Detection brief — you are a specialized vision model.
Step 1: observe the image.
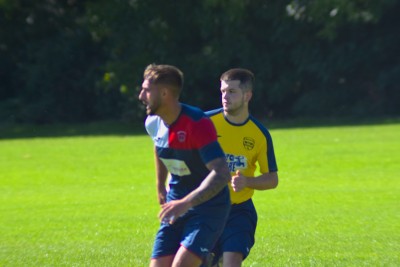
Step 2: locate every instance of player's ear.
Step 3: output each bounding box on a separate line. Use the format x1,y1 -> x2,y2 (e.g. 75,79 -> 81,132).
160,86 -> 168,97
245,91 -> 253,102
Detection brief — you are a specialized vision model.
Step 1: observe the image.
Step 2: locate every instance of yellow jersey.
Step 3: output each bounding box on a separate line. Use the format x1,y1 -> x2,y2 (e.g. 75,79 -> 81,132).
206,108 -> 278,204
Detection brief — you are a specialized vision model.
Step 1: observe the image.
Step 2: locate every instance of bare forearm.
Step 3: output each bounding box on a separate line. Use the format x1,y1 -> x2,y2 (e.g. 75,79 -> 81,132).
156,167 -> 168,187
183,158 -> 230,207
246,172 -> 278,190
154,147 -> 168,186
156,157 -> 230,224
154,147 -> 168,204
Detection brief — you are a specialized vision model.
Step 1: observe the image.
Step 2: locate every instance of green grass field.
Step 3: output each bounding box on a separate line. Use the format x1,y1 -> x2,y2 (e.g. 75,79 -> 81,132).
1,121 -> 399,266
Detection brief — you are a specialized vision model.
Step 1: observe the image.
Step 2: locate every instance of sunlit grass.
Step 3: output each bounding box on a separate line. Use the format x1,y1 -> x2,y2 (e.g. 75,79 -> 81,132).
1,122 -> 399,266
251,124 -> 400,266
1,135 -> 158,266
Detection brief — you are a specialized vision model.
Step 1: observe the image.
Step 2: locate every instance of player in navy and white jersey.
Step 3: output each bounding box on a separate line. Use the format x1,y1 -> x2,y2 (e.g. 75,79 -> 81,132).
138,64 -> 231,267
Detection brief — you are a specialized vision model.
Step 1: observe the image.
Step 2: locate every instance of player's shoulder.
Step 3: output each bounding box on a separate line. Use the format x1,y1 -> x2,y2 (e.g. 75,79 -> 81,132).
205,108 -> 224,118
181,103 -> 208,121
145,115 -> 161,127
248,115 -> 272,137
145,115 -> 162,135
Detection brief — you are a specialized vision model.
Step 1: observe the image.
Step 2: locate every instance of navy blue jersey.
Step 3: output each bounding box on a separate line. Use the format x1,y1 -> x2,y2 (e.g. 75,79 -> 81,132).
145,104 -> 228,205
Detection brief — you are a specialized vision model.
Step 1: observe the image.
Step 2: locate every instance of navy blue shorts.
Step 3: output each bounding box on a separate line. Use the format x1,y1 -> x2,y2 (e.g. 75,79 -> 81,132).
212,199 -> 258,261
151,199 -> 230,261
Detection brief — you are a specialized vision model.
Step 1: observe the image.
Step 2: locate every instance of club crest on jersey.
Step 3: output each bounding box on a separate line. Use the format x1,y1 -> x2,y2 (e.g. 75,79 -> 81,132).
243,137 -> 255,150
177,131 -> 187,142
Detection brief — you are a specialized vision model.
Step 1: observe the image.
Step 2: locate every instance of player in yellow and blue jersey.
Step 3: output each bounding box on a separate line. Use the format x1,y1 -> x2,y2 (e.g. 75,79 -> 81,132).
205,68 -> 279,267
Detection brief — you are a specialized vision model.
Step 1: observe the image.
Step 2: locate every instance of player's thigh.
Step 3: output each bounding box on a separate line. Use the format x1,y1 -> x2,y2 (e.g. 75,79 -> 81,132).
150,255 -> 174,267
182,213 -> 227,261
173,246 -> 202,267
151,222 -> 182,259
221,201 -> 257,259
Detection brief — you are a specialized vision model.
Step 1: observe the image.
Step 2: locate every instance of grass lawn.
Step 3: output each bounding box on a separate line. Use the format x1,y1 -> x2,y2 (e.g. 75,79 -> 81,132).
0,121 -> 399,266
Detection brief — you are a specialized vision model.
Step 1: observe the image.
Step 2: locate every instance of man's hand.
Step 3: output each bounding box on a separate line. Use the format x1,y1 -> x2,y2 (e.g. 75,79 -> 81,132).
233,171 -> 278,191
158,156 -> 231,224
158,199 -> 191,224
231,170 -> 247,192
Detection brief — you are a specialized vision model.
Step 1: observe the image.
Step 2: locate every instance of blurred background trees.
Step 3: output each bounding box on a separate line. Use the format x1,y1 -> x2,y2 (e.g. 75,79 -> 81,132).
1,0 -> 399,124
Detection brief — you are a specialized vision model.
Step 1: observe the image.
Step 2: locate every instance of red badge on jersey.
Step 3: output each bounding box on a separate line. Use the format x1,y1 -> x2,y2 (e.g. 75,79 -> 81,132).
177,131 -> 186,142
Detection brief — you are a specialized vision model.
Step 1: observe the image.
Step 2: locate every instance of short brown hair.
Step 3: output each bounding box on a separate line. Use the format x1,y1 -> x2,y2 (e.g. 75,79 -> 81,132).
143,64 -> 184,97
220,68 -> 255,91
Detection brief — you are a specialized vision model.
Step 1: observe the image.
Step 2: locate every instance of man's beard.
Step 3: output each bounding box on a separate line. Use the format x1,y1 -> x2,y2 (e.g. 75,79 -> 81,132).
225,101 -> 245,116
147,101 -> 161,116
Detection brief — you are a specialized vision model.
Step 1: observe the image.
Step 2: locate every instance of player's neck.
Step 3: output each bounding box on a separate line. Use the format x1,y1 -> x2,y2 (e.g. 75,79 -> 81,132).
224,109 -> 249,124
161,101 -> 182,126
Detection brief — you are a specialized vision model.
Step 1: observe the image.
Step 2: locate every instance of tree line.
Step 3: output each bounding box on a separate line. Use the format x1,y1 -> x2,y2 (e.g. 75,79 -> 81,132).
1,0 -> 399,124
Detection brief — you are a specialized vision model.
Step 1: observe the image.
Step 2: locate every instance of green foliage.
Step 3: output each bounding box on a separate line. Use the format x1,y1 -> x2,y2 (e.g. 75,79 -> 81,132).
0,0 -> 399,123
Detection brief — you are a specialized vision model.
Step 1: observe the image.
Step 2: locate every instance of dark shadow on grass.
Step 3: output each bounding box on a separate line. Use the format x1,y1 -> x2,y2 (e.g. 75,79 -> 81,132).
0,121 -> 148,140
0,117 -> 399,140
262,116 -> 400,130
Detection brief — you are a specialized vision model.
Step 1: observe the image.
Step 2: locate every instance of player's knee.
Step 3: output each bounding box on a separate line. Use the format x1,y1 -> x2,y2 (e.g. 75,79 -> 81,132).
223,252 -> 243,267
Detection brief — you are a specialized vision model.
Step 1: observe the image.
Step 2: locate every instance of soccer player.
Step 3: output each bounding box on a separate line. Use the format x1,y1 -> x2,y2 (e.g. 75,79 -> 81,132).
138,64 -> 232,267
205,68 -> 279,267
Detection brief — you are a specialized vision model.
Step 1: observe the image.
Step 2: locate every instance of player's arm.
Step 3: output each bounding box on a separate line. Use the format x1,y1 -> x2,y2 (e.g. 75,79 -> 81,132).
183,156 -> 231,206
231,170 -> 278,192
248,171 -> 278,190
158,156 -> 230,224
232,131 -> 278,192
182,118 -> 231,206
154,146 -> 168,205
